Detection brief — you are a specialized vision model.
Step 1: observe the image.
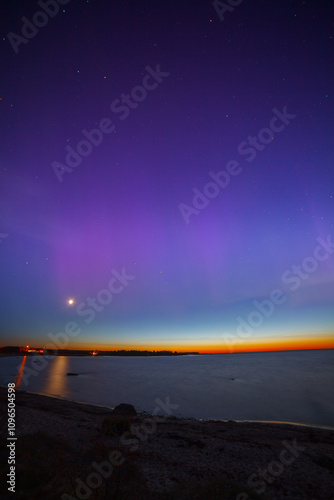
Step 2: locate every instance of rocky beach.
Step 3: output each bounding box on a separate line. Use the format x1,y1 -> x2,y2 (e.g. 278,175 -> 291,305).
0,387 -> 333,499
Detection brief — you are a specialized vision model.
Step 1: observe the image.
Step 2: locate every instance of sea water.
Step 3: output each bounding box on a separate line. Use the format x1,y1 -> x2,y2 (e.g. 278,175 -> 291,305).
0,349 -> 333,427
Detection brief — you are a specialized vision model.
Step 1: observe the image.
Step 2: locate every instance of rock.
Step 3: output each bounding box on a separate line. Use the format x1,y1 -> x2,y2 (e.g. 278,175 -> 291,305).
112,403 -> 137,416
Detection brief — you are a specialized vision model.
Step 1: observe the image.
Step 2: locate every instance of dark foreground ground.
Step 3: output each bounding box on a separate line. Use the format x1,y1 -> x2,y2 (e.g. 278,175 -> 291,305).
0,387 -> 333,500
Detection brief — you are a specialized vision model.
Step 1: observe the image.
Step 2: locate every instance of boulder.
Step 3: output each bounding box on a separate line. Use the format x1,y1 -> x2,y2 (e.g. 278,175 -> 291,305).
112,403 -> 137,416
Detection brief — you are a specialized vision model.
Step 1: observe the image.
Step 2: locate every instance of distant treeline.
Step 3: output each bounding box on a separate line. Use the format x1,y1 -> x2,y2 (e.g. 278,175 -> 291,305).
89,350 -> 200,356
0,346 -> 200,356
0,346 -> 22,354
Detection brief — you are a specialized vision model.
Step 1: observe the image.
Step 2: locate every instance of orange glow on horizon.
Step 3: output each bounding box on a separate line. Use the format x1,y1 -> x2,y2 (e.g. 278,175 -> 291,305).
49,337 -> 334,354
196,337 -> 334,354
9,332 -> 333,354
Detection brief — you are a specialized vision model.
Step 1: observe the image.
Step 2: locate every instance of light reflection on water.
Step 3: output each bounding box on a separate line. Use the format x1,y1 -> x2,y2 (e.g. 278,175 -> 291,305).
15,355 -> 27,387
14,355 -> 71,399
42,355 -> 70,398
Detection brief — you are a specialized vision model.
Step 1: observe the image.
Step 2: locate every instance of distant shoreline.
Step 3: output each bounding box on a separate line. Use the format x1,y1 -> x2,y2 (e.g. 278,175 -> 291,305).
0,348 -> 201,357
1,347 -> 333,357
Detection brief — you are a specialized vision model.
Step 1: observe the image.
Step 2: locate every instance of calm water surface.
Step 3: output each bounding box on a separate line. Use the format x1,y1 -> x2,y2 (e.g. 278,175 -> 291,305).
1,349 -> 333,427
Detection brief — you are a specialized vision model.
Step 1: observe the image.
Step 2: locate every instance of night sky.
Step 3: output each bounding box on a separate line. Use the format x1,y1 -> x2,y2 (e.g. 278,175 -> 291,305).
1,0 -> 333,352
